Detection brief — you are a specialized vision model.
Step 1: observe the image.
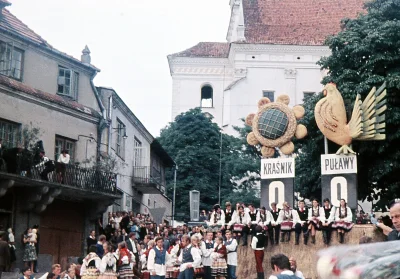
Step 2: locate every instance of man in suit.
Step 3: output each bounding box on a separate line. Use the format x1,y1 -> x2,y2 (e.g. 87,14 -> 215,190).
127,232 -> 139,265
86,230 -> 97,253
388,200 -> 400,241
0,233 -> 10,275
96,235 -> 106,258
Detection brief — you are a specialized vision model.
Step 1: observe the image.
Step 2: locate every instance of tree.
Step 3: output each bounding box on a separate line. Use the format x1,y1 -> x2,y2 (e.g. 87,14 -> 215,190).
158,109 -> 260,216
297,0 -> 400,210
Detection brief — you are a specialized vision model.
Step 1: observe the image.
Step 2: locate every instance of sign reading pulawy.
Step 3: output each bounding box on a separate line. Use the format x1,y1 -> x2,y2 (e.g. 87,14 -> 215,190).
321,154 -> 358,209
261,158 -> 295,209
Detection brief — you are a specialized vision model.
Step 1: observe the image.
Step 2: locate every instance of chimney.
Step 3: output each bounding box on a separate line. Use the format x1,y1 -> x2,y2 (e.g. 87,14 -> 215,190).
81,45 -> 91,65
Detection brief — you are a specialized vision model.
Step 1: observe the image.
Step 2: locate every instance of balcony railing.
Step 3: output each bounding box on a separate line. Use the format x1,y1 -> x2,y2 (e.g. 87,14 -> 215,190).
0,156 -> 118,194
133,166 -> 165,193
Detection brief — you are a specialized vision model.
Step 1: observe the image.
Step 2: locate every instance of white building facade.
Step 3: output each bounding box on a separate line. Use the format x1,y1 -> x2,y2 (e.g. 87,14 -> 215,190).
168,0 -> 365,135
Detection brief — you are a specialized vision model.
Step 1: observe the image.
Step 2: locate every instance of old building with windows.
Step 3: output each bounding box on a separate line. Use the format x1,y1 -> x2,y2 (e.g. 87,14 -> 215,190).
167,0 -> 365,135
97,87 -> 174,225
0,0 -> 173,269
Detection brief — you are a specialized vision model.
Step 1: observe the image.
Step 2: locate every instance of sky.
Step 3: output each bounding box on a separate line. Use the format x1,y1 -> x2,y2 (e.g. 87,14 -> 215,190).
9,0 -> 231,136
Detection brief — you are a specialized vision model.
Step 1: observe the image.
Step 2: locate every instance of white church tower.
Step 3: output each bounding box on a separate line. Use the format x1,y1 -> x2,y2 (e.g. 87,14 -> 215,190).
167,0 -> 365,135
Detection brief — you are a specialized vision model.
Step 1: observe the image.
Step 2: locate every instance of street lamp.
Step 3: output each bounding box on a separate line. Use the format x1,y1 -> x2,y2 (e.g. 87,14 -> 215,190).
113,127 -> 128,140
172,164 -> 178,227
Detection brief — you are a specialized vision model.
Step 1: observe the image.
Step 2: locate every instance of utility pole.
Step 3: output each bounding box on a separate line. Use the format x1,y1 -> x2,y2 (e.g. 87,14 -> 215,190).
172,164 -> 178,227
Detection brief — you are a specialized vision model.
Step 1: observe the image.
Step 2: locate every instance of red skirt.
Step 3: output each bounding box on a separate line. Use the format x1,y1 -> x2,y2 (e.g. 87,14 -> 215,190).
281,221 -> 293,231
332,220 -> 354,231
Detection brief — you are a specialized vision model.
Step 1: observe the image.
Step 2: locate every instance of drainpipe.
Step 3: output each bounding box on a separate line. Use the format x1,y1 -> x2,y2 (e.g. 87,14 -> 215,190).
90,71 -> 108,162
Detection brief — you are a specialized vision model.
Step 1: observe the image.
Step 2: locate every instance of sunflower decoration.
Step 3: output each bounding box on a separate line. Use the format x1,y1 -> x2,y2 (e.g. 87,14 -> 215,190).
246,95 -> 307,158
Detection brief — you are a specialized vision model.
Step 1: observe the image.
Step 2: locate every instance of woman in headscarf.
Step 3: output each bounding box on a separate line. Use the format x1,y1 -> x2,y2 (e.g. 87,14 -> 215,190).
98,242 -> 117,279
116,241 -> 136,279
80,245 -> 101,279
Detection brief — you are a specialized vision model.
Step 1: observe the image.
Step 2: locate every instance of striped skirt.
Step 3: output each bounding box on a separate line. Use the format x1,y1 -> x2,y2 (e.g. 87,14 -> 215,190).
280,221 -> 294,231
332,220 -> 354,231
211,258 -> 227,277
118,264 -> 136,279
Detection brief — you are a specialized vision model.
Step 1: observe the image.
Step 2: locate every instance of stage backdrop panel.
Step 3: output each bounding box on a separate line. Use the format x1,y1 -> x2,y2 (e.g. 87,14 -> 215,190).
321,154 -> 358,209
260,158 -> 295,209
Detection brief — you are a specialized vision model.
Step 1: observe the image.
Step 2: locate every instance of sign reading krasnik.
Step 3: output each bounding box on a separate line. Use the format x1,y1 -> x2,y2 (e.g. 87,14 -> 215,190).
260,157 -> 295,209
321,154 -> 357,209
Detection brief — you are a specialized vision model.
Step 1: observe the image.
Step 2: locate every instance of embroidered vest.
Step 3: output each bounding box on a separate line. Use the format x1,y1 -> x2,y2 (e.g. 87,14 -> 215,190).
324,206 -> 332,219
312,207 -> 320,217
339,207 -> 347,218
182,246 -> 194,263
297,208 -> 308,221
154,247 -> 166,265
255,234 -> 266,248
225,238 -> 237,252
225,210 -> 232,224
205,241 -> 214,249
283,210 -> 292,221
249,210 -> 258,222
270,209 -> 280,221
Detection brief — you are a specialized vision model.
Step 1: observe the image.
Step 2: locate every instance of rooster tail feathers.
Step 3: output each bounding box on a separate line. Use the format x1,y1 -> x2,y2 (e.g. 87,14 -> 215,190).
350,82 -> 387,141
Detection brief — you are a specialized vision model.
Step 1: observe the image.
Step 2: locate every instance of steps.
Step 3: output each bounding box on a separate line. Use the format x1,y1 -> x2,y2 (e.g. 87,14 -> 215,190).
236,225 -> 385,279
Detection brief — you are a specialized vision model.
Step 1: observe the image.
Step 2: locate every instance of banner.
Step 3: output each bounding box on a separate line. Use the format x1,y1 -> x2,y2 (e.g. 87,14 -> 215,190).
321,154 -> 358,209
260,158 -> 295,209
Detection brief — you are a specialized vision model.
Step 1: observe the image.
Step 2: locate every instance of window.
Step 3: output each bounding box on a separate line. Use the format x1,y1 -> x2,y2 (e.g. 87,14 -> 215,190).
201,85 -> 213,108
0,119 -> 20,148
133,137 -> 142,166
0,42 -> 23,80
148,199 -> 151,206
154,201 -> 156,208
303,91 -> 316,101
263,91 -> 275,102
55,136 -> 75,161
57,66 -> 79,98
115,119 -> 126,158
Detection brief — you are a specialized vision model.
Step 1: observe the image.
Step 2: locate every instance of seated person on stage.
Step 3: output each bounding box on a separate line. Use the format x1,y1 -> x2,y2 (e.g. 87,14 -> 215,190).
307,198 -> 325,245
228,205 -> 250,246
332,199 -> 354,243
321,198 -> 335,246
223,202 -> 234,232
277,202 -> 300,243
207,204 -> 225,232
248,204 -> 261,237
295,200 -> 310,245
267,203 -> 281,246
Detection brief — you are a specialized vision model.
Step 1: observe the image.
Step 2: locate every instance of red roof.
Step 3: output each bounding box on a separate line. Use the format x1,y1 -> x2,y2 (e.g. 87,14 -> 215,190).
168,42 -> 230,58
242,0 -> 365,45
0,75 -> 100,118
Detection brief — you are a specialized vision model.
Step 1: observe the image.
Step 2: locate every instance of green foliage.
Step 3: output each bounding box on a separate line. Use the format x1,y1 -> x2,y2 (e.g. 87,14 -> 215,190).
20,122 -> 42,150
158,109 -> 260,216
298,0 -> 400,209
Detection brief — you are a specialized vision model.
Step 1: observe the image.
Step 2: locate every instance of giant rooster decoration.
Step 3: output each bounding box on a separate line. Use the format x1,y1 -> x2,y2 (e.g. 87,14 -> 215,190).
315,82 -> 387,155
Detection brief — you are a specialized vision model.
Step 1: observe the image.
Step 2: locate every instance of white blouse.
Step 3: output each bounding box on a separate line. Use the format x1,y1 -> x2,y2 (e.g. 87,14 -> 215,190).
58,154 -> 70,164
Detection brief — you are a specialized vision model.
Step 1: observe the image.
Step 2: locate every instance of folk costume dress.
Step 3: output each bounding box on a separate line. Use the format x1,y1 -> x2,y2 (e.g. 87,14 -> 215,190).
308,206 -> 325,229
165,244 -> 180,279
208,211 -> 225,232
98,252 -> 118,279
332,206 -> 354,231
210,244 -> 227,278
267,209 -> 281,245
117,248 -> 136,279
278,209 -> 298,231
81,252 -> 101,279
251,233 -> 266,279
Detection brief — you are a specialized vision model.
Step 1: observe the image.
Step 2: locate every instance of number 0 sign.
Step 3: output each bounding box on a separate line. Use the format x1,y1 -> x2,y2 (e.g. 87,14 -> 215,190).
321,155 -> 358,209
